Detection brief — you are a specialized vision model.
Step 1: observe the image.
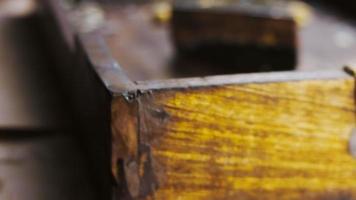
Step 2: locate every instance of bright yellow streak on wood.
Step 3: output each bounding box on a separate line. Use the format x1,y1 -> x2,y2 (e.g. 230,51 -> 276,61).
144,79 -> 356,200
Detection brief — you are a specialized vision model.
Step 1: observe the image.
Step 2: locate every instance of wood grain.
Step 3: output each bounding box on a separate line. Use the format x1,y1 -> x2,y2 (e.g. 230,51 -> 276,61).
113,77 -> 356,199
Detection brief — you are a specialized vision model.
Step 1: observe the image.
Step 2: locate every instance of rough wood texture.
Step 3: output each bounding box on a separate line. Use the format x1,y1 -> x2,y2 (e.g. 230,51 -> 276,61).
112,77 -> 356,199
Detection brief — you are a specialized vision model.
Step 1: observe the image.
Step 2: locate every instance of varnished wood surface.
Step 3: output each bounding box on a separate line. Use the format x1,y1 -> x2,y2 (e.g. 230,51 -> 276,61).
129,69 -> 348,92
44,1 -> 356,199
112,77 -> 356,199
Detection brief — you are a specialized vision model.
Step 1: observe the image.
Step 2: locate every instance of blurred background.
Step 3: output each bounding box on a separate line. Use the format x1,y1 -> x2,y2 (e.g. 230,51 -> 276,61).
0,0 -> 98,199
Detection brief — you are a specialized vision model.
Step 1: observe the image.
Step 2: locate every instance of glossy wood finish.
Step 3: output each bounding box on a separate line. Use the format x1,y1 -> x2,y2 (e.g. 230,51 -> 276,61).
41,1 -> 356,200
112,76 -> 356,199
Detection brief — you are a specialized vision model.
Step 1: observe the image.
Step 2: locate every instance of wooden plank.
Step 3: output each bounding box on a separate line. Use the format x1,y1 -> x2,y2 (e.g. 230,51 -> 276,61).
112,77 -> 356,199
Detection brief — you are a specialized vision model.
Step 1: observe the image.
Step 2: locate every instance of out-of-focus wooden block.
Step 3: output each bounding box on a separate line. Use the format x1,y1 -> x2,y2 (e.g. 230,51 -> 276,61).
172,0 -> 297,72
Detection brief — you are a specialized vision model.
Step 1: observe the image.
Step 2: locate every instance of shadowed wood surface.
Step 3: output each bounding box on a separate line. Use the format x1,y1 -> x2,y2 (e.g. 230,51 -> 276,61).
112,77 -> 356,199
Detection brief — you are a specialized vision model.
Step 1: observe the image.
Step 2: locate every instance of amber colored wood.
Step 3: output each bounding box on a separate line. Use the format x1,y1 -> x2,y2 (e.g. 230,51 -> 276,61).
111,97 -> 138,180
112,77 -> 356,199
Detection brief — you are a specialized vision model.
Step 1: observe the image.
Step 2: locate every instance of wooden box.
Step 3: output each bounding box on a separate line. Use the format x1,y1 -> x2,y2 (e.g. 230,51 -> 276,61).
41,0 -> 356,199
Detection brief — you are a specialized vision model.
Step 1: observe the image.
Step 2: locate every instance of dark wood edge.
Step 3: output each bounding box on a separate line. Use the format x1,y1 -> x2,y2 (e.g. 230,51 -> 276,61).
125,69 -> 351,93
78,32 -> 135,92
